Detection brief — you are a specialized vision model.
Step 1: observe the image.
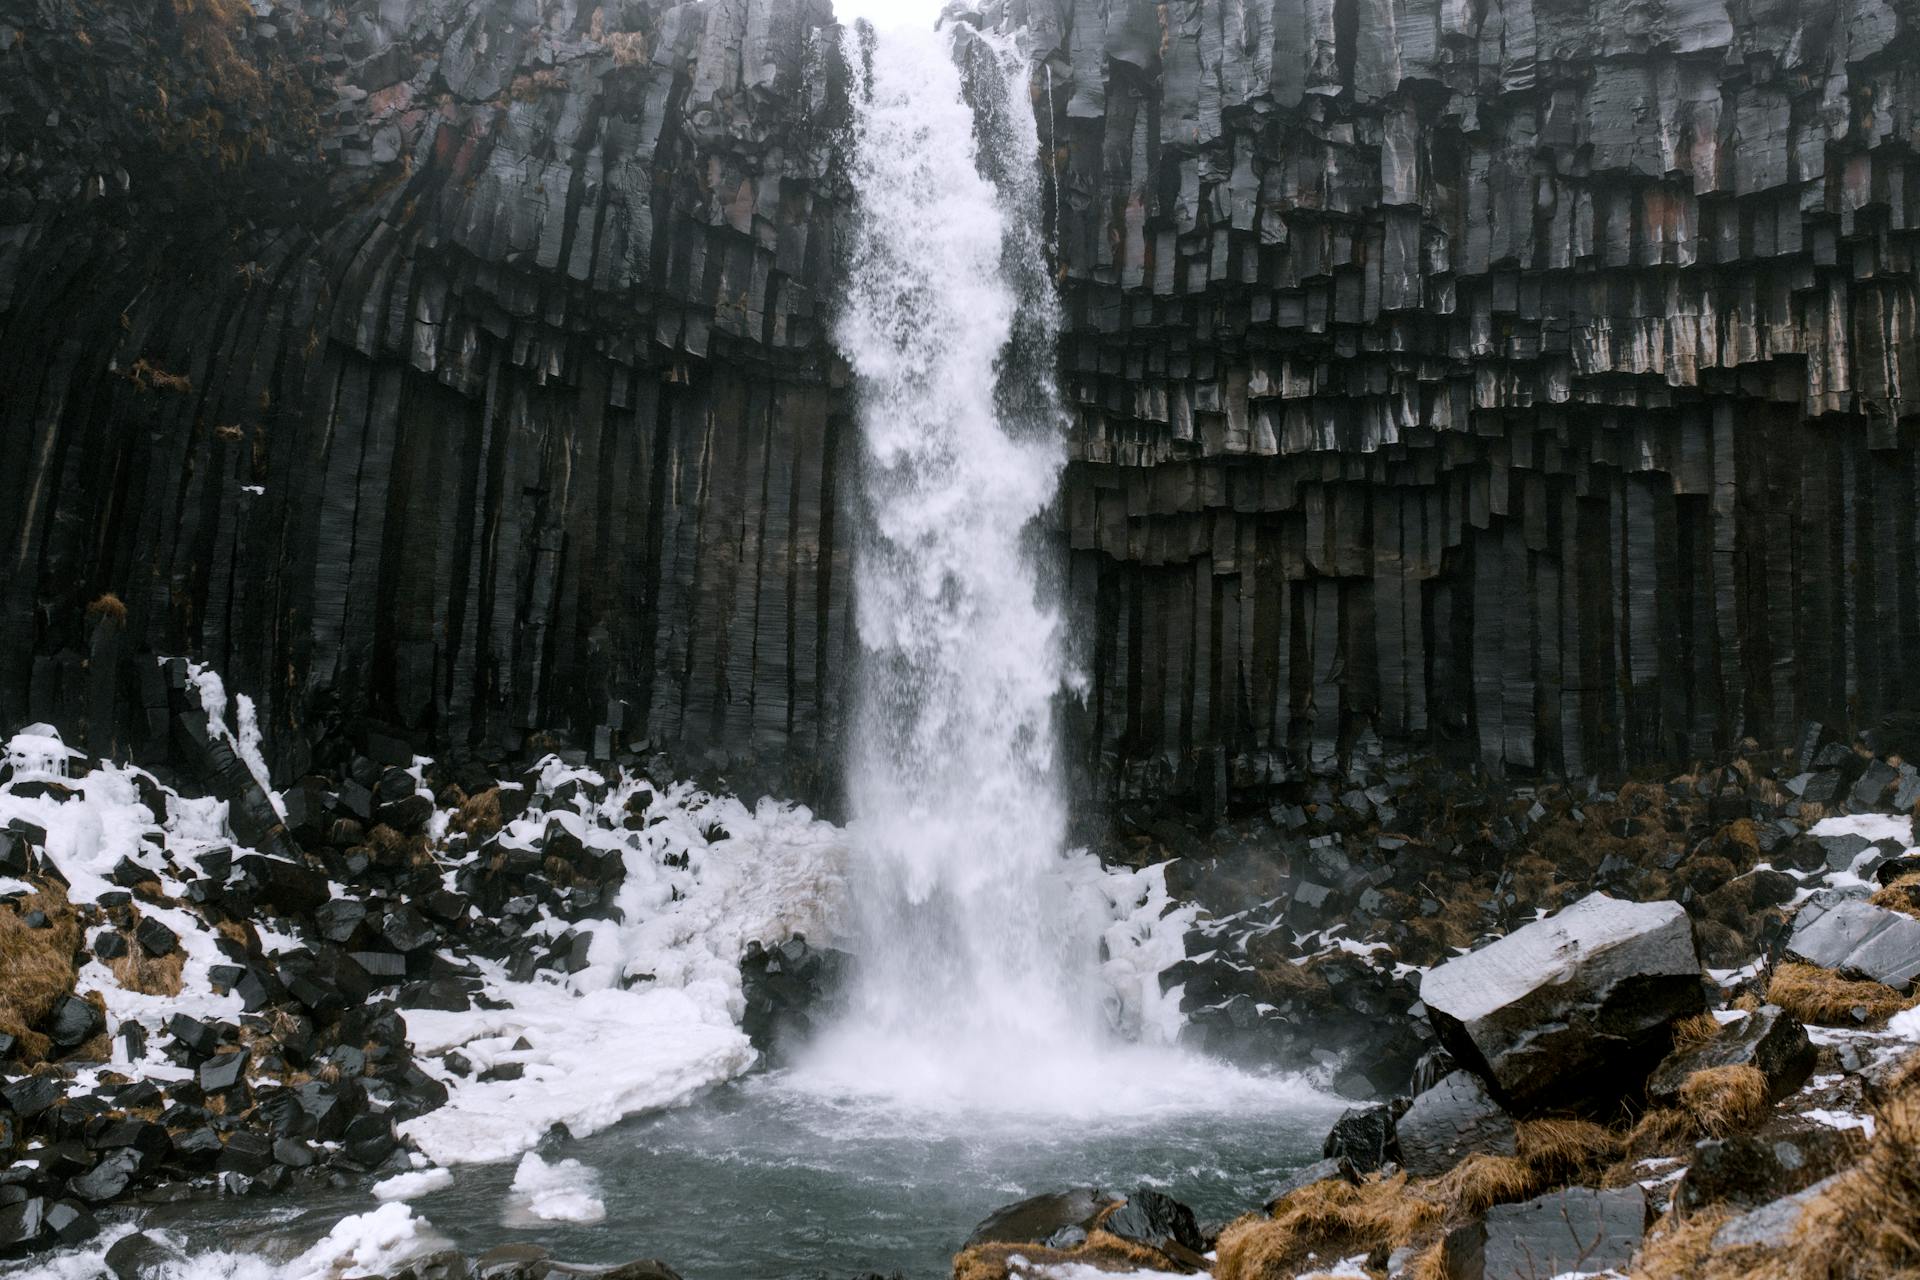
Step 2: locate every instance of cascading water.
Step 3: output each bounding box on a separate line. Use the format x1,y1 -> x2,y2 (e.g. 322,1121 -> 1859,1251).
804,17 -> 1118,1100
795,9 -> 1331,1129
787,17 -> 1128,1105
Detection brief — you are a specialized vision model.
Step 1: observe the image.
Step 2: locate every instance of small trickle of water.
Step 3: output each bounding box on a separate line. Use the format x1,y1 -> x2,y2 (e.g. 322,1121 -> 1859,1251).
819,17 -> 1110,1105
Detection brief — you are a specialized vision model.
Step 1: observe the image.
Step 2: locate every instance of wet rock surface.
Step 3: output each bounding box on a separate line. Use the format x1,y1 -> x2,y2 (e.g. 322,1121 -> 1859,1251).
1394,1071 -> 1516,1178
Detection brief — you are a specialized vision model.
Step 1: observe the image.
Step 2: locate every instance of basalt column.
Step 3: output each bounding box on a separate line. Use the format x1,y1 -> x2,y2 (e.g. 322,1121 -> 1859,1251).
995,0 -> 1920,798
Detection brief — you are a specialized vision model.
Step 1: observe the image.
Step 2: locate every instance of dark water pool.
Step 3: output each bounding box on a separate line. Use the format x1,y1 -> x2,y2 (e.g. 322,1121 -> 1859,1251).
15,1067 -> 1337,1280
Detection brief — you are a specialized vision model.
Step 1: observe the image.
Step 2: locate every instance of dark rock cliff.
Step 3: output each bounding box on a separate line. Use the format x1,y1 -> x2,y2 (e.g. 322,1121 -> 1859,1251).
0,0 -> 854,795
1013,0 -> 1920,798
5,0 -> 1920,803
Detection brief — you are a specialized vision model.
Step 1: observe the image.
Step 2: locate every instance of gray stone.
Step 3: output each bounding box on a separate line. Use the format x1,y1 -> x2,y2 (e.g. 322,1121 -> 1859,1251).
1396,1071 -> 1517,1178
964,1187 -> 1120,1248
1786,900 -> 1920,990
1445,1187 -> 1648,1280
1646,1006 -> 1816,1107
1420,893 -> 1704,1111
1712,1175 -> 1844,1249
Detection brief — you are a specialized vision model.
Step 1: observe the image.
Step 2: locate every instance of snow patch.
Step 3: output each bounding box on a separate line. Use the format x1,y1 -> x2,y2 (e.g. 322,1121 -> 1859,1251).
398,778 -> 850,1165
505,1153 -> 606,1225
372,1168 -> 455,1202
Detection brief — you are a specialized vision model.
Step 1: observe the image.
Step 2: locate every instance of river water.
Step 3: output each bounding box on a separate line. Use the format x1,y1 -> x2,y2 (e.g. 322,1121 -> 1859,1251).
19,1070 -> 1333,1280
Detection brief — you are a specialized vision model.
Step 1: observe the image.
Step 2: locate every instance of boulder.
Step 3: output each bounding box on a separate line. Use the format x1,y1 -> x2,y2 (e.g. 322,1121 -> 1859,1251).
1442,1187 -> 1648,1280
105,1232 -> 188,1280
1712,1174 -> 1845,1250
1101,1187 -> 1204,1256
1677,1117 -> 1866,1211
1646,1006 -> 1816,1108
231,855 -> 330,916
1396,1071 -> 1517,1178
68,1150 -> 141,1202
133,916 -> 178,957
964,1187 -> 1121,1247
1322,1103 -> 1400,1173
46,995 -> 105,1050
1786,900 -> 1920,990
0,1197 -> 46,1252
1419,892 -> 1704,1111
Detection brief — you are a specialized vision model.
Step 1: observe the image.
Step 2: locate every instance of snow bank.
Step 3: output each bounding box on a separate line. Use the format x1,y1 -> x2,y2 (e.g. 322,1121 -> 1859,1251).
398,772 -> 851,1165
506,1153 -> 606,1224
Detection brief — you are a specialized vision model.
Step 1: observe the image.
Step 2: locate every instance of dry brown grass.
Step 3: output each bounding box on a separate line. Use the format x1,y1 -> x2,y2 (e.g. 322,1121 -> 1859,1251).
1767,962 -> 1917,1026
86,592 -> 128,627
1870,873 -> 1920,920
1215,1174 -> 1447,1280
1676,1065 -> 1771,1137
1632,1077 -> 1920,1279
1670,1011 -> 1724,1053
0,880 -> 81,1064
110,943 -> 185,996
369,823 -> 430,868
1215,1116 -> 1633,1279
453,787 -> 503,842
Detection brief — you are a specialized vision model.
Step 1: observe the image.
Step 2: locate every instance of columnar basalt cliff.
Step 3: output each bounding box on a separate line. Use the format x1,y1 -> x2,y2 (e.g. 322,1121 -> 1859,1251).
0,0 -> 853,796
4,0 -> 1920,803
1013,0 -> 1920,795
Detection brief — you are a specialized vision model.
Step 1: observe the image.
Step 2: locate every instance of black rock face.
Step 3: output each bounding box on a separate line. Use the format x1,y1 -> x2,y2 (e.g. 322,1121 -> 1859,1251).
4,0 -> 1917,801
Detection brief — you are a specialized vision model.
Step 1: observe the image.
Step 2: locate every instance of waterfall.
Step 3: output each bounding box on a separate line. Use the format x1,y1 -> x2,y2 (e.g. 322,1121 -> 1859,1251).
810,17 -> 1112,1102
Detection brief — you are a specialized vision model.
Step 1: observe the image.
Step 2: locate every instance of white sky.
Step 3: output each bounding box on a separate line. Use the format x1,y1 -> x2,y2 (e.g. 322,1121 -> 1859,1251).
832,0 -> 950,27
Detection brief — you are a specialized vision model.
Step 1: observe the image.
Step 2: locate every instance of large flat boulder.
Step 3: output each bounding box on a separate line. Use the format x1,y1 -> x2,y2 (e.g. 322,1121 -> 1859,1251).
1420,893 -> 1704,1112
1786,900 -> 1920,990
964,1188 -> 1120,1249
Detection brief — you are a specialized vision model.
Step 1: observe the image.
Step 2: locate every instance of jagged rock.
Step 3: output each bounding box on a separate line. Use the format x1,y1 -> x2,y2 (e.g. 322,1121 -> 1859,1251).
46,996 -> 104,1050
1101,1187 -> 1204,1256
1712,1174 -> 1845,1250
104,1231 -> 187,1280
197,1049 -> 249,1094
1322,1104 -> 1400,1173
68,1149 -> 141,1203
1395,1071 -> 1517,1178
739,936 -> 848,1065
1443,1187 -> 1648,1280
133,916 -> 178,957
1786,901 -> 1920,990
1646,1006 -> 1816,1108
1420,893 -> 1704,1112
231,856 -> 329,917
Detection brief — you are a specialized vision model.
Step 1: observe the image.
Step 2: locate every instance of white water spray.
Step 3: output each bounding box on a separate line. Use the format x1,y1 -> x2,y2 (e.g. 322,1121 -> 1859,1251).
799,17 -> 1332,1122
807,18 -> 1112,1097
